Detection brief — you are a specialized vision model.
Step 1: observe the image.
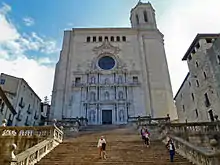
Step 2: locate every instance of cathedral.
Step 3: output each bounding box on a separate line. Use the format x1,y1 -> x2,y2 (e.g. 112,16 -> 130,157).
50,1 -> 177,125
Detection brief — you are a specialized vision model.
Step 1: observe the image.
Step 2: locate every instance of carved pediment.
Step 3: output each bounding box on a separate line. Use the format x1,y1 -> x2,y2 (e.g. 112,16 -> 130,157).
93,39 -> 121,55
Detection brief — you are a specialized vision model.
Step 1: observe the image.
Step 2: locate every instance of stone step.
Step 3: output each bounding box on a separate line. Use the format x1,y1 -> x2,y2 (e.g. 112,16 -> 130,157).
37,127 -> 193,165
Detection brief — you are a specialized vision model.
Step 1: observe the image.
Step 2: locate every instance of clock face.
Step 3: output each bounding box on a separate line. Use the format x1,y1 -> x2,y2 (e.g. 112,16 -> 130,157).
98,56 -> 116,70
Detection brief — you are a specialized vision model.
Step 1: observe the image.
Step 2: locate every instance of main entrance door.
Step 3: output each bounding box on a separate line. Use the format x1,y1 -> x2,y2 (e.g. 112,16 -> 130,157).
102,110 -> 112,124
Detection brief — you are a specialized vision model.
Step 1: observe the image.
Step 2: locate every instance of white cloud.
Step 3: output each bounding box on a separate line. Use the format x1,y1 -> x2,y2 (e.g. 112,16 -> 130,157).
0,3 -> 57,99
0,57 -> 54,99
23,16 -> 35,26
158,0 -> 220,95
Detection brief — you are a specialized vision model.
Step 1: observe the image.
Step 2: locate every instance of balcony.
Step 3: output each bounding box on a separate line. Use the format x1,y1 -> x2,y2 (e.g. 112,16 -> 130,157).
19,102 -> 25,109
25,119 -> 32,126
27,108 -> 32,114
16,113 -> 23,121
34,112 -> 39,120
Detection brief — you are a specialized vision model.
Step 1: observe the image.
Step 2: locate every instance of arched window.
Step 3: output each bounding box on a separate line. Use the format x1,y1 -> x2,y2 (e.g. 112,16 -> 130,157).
110,36 -> 114,42
90,76 -> 96,84
118,76 -> 123,84
90,92 -> 96,101
93,36 -> 96,42
136,14 -> 139,24
104,92 -> 110,100
143,11 -> 148,22
104,36 -> 108,41
86,36 -> 91,42
122,36 -> 126,42
99,36 -> 102,42
118,91 -> 123,100
116,36 -> 120,42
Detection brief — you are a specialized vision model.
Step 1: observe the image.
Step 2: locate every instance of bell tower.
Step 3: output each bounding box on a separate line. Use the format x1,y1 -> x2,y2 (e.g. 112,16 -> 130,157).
130,1 -> 157,30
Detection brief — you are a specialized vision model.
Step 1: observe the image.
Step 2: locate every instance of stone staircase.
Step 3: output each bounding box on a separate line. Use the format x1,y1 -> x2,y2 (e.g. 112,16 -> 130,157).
37,127 -> 193,165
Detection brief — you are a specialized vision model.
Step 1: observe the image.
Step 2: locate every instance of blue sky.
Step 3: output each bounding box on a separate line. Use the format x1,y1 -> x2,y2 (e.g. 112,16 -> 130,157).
0,0 -> 220,100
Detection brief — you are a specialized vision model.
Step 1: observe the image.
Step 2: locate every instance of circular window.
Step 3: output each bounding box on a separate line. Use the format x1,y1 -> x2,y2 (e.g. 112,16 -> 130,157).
98,56 -> 115,70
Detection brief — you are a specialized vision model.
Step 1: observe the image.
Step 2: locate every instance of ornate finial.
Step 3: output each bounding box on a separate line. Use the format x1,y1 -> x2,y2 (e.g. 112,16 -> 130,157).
2,119 -> 7,127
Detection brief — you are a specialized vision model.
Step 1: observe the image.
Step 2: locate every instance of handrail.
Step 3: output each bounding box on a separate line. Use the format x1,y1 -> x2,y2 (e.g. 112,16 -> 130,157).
165,135 -> 220,165
10,126 -> 63,165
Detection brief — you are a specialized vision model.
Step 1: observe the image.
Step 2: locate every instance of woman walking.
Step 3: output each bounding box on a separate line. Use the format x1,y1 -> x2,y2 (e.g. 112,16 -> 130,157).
97,136 -> 107,159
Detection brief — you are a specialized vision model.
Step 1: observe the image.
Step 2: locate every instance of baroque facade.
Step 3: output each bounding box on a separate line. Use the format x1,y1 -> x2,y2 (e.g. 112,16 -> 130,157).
0,73 -> 41,126
175,34 -> 220,122
50,2 -> 176,125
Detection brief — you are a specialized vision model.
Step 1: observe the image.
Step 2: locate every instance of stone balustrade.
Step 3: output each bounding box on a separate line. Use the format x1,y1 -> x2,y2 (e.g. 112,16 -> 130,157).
163,135 -> 220,165
0,122 -> 63,165
165,122 -> 220,136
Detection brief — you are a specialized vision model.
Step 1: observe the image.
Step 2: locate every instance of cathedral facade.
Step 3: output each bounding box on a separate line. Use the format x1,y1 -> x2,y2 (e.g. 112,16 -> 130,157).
50,2 -> 177,125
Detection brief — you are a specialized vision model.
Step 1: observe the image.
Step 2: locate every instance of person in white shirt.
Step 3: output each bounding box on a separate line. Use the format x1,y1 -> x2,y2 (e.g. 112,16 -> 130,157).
97,136 -> 107,159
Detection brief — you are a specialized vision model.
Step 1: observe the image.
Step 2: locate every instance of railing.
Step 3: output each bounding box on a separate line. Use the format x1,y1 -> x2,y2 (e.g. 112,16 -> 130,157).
163,135 -> 220,165
131,116 -> 220,165
165,122 -> 220,136
0,123 -> 63,165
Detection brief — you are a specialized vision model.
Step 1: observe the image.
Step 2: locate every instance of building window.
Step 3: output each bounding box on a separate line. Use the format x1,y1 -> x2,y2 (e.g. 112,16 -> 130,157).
206,38 -> 212,43
203,71 -> 207,79
104,36 -> 108,41
98,56 -> 115,70
93,36 -> 96,42
192,49 -> 196,54
204,93 -> 211,107
1,102 -> 5,113
116,36 -> 120,42
143,11 -> 148,22
208,109 -> 215,121
136,14 -> 139,24
122,36 -> 126,42
195,109 -> 198,118
86,36 -> 90,42
189,81 -> 191,87
191,93 -> 194,101
217,55 -> 220,64
188,54 -> 192,61
195,61 -> 199,67
75,77 -> 81,86
196,80 -> 199,87
196,43 -> 200,49
0,79 -> 5,85
99,36 -> 102,42
110,36 -> 114,42
133,76 -> 138,83
182,105 -> 185,112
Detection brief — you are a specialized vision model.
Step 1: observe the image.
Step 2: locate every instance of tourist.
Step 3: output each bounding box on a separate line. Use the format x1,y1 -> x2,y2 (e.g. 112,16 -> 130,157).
144,130 -> 150,147
166,139 -> 175,162
140,126 -> 145,140
97,136 -> 107,159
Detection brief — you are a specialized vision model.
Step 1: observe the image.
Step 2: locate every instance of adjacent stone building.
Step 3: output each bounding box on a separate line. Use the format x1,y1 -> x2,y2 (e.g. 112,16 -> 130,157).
175,34 -> 220,122
50,1 -> 177,125
0,73 -> 41,126
0,86 -> 17,126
